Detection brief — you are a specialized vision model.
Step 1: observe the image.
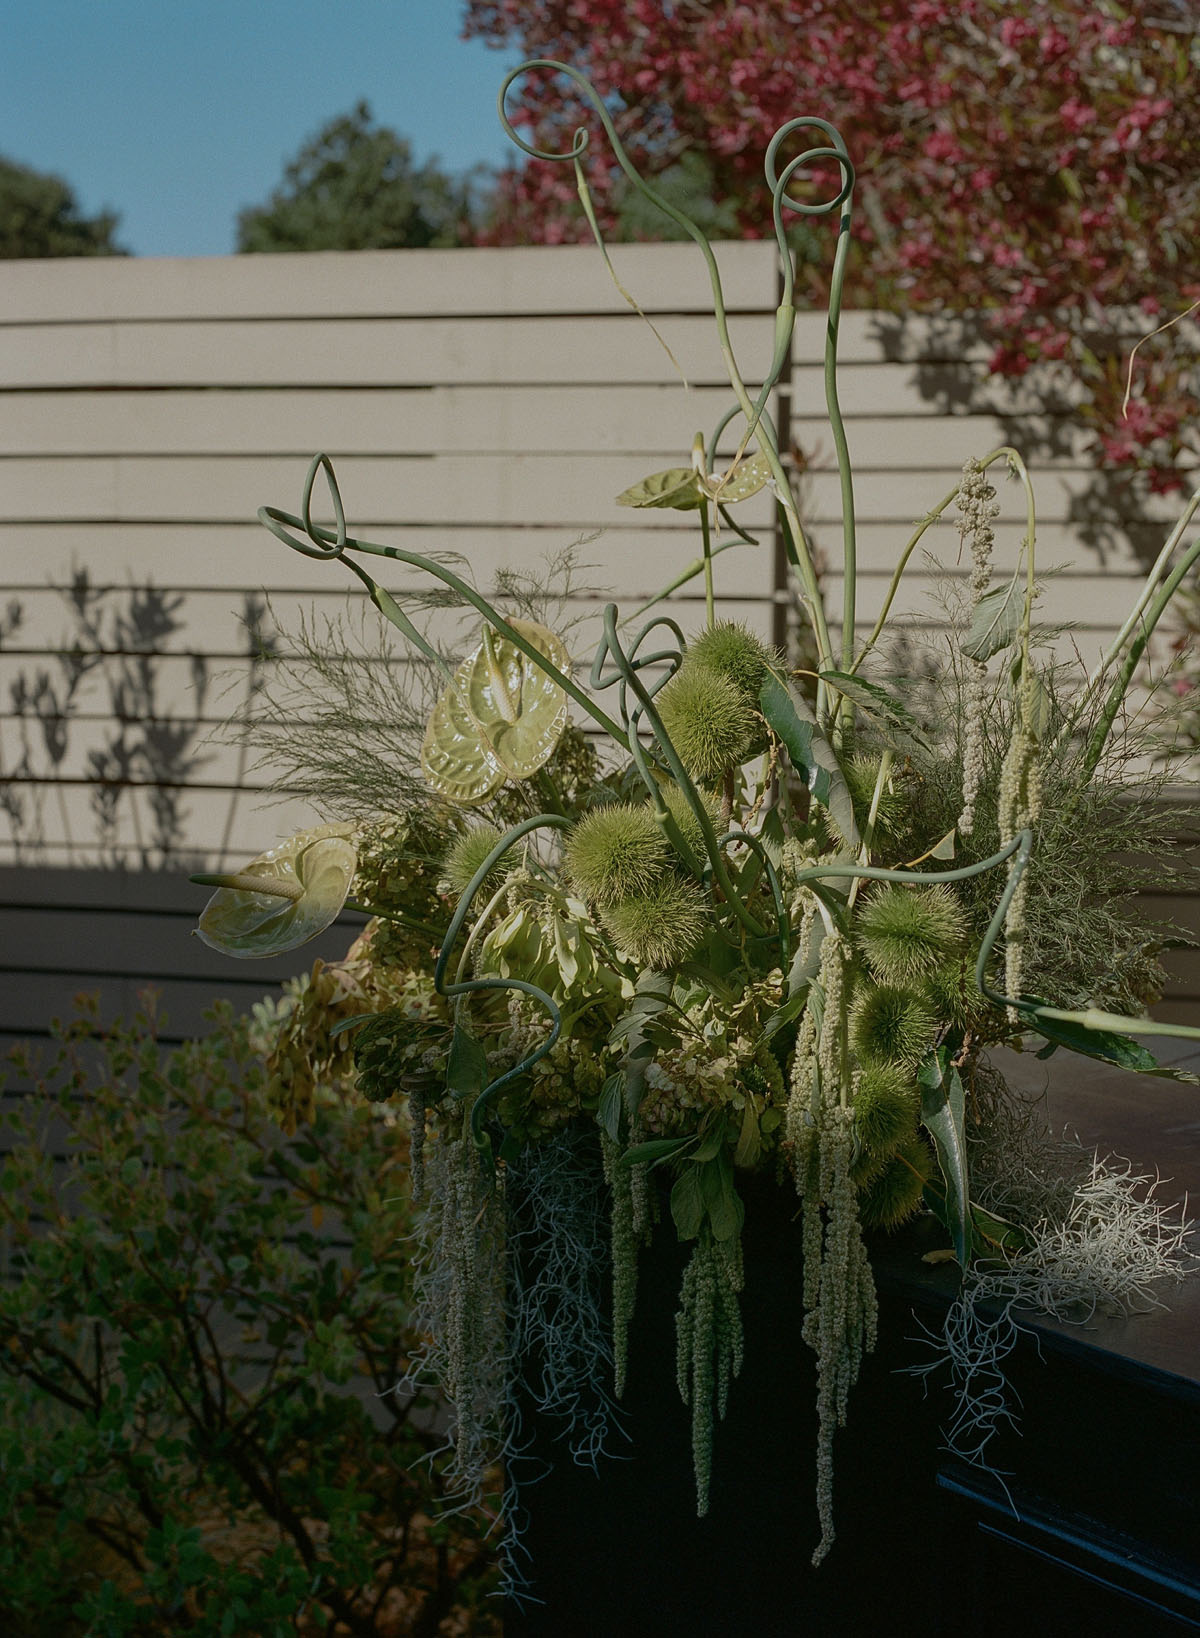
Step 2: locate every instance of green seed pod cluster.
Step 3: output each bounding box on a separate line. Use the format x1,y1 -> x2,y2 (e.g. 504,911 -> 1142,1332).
850,983 -> 938,1068
441,823 -> 508,899
855,884 -> 968,986
564,795 -> 713,970
686,621 -> 776,701
565,803 -> 672,906
857,1135 -> 932,1230
656,665 -> 757,783
655,622 -> 775,783
601,876 -> 709,970
851,1058 -> 919,1170
924,949 -> 990,1034
821,752 -> 914,853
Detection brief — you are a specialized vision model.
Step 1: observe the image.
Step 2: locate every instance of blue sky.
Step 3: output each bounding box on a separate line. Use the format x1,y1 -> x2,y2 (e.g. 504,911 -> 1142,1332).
3,1 -> 520,256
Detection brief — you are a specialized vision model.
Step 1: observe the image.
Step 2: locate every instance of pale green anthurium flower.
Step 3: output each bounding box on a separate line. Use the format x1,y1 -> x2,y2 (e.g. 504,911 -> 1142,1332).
195,824 -> 357,959
420,618 -> 570,805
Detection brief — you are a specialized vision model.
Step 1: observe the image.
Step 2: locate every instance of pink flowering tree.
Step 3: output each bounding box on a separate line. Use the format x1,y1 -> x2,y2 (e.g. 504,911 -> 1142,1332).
466,0 -> 1199,500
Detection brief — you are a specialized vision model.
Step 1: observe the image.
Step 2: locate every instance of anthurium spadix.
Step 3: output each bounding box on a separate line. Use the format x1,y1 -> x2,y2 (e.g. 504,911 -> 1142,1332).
194,824 -> 357,958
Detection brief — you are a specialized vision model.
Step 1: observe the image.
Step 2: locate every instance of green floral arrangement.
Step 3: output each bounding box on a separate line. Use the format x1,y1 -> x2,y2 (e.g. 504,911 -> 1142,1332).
194,64 -> 1199,1583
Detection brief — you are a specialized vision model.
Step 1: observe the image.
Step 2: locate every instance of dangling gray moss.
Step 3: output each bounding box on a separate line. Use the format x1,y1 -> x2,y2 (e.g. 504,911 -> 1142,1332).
404,1122 -> 624,1599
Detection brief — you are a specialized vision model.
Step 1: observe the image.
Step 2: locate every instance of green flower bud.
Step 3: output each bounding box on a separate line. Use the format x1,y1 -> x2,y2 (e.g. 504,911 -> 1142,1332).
441,823 -> 508,898
656,663 -> 757,782
852,1058 -> 920,1161
686,621 -> 776,701
850,983 -> 938,1068
565,803 -> 671,906
855,884 -> 967,986
601,877 -> 710,969
857,1135 -> 932,1230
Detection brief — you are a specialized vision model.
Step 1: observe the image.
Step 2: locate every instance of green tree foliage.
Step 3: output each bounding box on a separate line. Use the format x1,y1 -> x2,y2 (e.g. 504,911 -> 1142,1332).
0,996 -> 499,1636
0,156 -> 125,258
237,101 -> 476,252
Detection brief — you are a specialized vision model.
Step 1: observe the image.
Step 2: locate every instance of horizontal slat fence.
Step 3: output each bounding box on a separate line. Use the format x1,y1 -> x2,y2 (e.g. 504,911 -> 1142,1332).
1,243 -> 1197,1039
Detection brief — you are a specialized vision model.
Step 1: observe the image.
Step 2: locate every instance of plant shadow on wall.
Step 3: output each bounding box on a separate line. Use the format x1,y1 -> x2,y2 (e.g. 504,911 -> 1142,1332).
191,60 -> 1200,1602
0,571 -> 277,869
0,995 -> 500,1637
870,308 -> 1193,570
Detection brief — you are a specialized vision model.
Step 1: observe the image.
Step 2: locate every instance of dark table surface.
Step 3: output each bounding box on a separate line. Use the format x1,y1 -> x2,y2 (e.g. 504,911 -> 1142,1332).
875,1040 -> 1200,1390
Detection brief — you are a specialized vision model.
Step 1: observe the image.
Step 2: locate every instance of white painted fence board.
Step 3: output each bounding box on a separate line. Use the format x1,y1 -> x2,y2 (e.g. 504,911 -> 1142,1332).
0,393 -> 1091,467
791,361 -> 1086,415
1,454 -> 1172,531
790,412 -> 1092,467
0,518 -> 1148,596
0,385 -> 755,459
2,563 -> 776,654
0,243 -> 777,324
0,453 -> 777,528
0,313 -> 777,389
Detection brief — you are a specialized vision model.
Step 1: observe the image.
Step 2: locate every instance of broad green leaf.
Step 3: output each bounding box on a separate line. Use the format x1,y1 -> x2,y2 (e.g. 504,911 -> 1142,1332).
670,1165 -> 706,1240
196,824 -> 357,959
817,670 -> 930,756
621,1135 -> 695,1167
446,1023 -> 488,1098
1023,1010 -> 1200,1084
421,618 -> 570,805
930,829 -> 957,861
923,1180 -> 1031,1258
961,575 -> 1023,662
609,971 -> 674,1118
757,986 -> 810,1045
616,467 -> 706,511
692,1119 -> 728,1163
759,671 -> 859,850
708,453 -> 774,504
597,1072 -> 624,1142
733,1103 -> 763,1168
918,1049 -> 971,1271
703,1150 -> 745,1242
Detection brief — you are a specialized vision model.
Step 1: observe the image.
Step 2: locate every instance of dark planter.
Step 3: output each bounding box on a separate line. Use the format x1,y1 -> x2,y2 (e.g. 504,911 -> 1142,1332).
503,1064 -> 1200,1636
505,1172 -> 950,1637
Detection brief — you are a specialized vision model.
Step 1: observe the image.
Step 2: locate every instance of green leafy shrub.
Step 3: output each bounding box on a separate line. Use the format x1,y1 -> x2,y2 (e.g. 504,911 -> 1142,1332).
0,996 -> 499,1637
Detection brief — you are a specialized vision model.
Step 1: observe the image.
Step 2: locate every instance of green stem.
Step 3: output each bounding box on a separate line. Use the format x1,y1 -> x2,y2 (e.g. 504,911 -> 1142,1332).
848,446 -> 1015,677
845,748 -> 893,915
1078,526 -> 1200,782
499,60 -> 835,698
260,490 -> 631,752
620,537 -> 749,626
596,606 -> 768,940
1054,482 -> 1200,766
699,506 -> 716,630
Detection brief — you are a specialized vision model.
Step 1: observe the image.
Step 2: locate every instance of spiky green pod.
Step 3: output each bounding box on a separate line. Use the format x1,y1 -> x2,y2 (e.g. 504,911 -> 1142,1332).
848,750 -> 907,825
857,1135 -> 932,1231
924,950 -> 990,1034
441,823 -> 508,898
565,803 -> 671,906
850,983 -> 938,1069
601,877 -> 710,970
686,621 -> 776,702
855,884 -> 968,986
656,662 -> 758,782
851,1058 -> 919,1163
